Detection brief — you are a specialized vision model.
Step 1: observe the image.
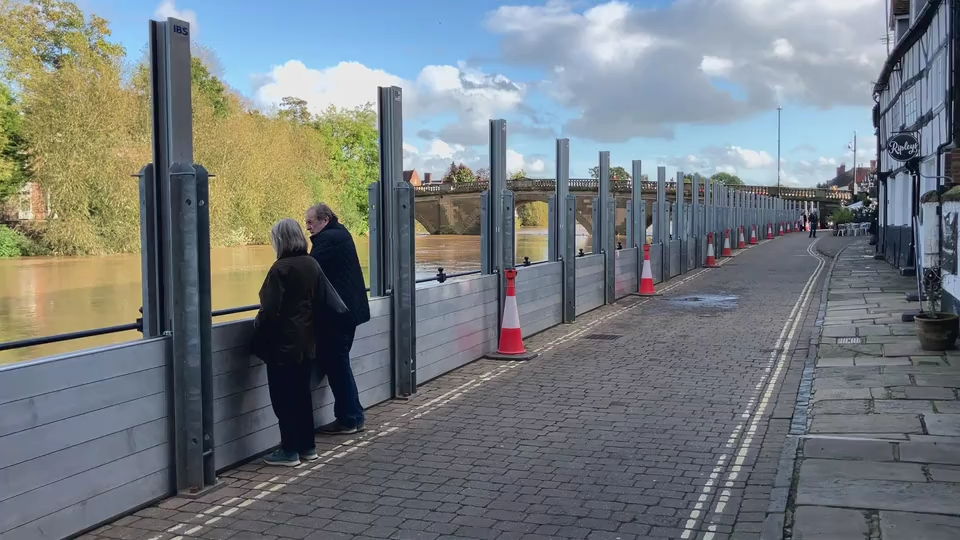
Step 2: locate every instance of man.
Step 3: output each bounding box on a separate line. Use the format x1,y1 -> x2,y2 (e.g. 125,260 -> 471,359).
809,213 -> 818,238
305,203 -> 371,434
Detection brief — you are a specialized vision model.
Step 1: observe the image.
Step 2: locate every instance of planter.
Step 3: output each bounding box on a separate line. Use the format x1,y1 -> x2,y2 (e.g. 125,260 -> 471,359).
914,312 -> 960,351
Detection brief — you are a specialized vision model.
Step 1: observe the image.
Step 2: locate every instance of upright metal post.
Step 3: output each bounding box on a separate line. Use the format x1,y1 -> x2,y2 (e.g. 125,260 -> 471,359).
378,86 -> 415,397
691,173 -> 701,266
591,198 -> 600,253
598,152 -> 614,303
656,167 -> 667,243
148,17 -> 217,496
630,161 -> 643,248
563,194 -> 576,322
675,172 -> 685,272
480,192 -> 492,274
555,139 -> 570,262
547,194 -> 557,262
367,182 -> 382,296
501,190 -> 516,271
490,119 -> 508,329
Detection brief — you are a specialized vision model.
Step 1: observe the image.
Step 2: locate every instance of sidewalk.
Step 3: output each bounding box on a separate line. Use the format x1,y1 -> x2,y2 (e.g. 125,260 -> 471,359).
784,239 -> 960,539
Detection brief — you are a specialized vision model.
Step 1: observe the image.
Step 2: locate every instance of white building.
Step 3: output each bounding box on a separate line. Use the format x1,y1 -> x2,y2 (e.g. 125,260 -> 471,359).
874,0 -> 956,274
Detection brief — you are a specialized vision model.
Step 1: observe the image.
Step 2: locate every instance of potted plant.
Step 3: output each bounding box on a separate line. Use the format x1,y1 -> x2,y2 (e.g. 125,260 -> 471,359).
914,268 -> 959,350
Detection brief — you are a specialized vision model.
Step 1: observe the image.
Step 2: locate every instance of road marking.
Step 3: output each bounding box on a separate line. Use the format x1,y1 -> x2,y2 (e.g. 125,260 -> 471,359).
680,237 -> 826,540
157,241 -> 770,536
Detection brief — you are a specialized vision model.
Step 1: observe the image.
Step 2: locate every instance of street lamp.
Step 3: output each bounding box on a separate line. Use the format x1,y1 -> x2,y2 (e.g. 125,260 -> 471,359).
777,106 -> 782,191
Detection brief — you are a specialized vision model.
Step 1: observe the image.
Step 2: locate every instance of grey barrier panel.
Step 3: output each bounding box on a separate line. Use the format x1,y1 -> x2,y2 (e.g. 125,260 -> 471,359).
393,183 -> 417,396
652,203 -> 660,243
547,194 -> 557,262
649,242 -> 664,283
0,339 -> 172,540
209,300 -> 392,471
675,171 -> 686,274
614,248 -> 639,298
669,239 -> 682,278
686,237 -> 697,271
376,86 -> 403,296
626,198 -> 634,248
598,151 -> 615,304
574,254 -> 605,316
631,160 -> 643,248
563,193 -> 576,322
501,190 -> 516,272
480,191 -> 491,274
416,275 -> 498,382
515,262 -> 563,336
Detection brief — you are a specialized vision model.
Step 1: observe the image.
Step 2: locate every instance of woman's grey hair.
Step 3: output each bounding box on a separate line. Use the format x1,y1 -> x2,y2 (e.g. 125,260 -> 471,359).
270,218 -> 308,258
307,202 -> 337,222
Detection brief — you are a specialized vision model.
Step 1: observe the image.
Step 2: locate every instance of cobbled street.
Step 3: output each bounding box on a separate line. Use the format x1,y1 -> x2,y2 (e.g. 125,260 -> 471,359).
87,234 -> 826,540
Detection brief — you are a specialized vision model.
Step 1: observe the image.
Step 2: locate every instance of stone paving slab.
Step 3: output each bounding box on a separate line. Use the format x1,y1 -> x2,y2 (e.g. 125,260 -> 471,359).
79,235 -> 826,540
782,239 -> 960,540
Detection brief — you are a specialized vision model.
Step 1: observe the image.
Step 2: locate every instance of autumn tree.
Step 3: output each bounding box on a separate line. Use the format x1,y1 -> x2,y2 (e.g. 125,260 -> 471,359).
509,169 -> 526,180
589,165 -> 631,181
442,162 -> 476,184
711,172 -> 744,185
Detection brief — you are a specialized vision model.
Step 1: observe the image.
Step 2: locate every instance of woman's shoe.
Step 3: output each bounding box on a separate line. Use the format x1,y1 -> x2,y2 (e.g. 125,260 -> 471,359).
263,449 -> 301,467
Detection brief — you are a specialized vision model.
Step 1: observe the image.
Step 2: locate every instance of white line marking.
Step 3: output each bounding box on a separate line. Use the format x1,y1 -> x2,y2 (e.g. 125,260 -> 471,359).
681,237 -> 825,539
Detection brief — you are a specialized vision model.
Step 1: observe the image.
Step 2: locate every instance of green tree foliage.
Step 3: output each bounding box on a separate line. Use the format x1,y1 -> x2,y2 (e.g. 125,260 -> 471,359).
710,172 -> 744,185
0,0 -> 379,254
509,169 -> 526,180
442,162 -> 476,184
830,207 -> 854,225
589,166 -> 631,180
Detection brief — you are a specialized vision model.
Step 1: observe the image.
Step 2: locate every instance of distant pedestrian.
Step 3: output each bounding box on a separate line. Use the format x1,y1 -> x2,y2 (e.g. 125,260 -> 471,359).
306,203 -> 371,434
809,214 -> 818,238
252,218 -> 325,467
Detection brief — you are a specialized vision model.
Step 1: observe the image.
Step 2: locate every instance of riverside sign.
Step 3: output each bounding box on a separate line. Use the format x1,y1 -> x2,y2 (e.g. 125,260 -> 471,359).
886,132 -> 920,162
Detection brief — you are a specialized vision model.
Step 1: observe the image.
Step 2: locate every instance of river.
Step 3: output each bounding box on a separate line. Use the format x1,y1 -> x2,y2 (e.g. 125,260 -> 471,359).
0,231 -> 594,365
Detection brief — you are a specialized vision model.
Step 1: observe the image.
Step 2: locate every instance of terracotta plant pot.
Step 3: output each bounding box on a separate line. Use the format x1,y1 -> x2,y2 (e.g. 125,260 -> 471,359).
914,312 -> 960,351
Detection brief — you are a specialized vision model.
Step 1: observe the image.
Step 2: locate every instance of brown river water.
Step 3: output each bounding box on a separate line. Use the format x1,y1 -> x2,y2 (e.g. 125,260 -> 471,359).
0,231 -> 594,365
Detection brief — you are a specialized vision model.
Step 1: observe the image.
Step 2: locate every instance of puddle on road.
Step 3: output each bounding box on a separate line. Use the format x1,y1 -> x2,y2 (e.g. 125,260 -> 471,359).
666,294 -> 739,310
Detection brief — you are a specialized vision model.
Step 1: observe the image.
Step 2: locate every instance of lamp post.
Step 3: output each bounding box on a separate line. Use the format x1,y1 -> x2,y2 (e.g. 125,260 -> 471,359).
777,106 -> 782,193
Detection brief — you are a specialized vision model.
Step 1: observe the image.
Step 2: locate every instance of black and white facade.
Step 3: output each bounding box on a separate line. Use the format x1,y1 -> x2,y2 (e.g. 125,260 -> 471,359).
874,0 -> 957,271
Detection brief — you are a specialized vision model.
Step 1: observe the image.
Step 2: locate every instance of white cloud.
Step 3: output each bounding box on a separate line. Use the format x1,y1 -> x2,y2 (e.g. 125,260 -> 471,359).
252,60 -> 528,146
154,0 -> 198,31
486,0 -> 886,141
402,139 -> 547,178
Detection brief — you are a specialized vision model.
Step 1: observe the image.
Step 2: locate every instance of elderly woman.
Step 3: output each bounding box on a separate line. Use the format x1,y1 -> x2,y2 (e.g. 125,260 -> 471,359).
252,218 -> 325,467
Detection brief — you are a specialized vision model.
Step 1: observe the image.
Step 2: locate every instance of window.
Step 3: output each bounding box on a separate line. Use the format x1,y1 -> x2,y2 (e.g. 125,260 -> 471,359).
904,84 -> 918,125
17,183 -> 33,220
896,16 -> 910,41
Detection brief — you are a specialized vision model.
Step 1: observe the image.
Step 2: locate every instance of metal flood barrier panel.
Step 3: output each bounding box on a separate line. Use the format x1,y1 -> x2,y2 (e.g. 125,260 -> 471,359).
615,248 -> 639,299
0,339 -> 172,540
575,254 -> 605,316
209,296 -> 392,471
515,262 -> 563,338
649,243 -> 664,283
686,238 -> 698,271
415,275 -> 499,384
669,239 -> 682,278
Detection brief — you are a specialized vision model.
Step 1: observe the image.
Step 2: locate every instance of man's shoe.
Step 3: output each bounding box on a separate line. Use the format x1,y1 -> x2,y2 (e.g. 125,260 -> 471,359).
300,448 -> 320,461
317,420 -> 365,435
263,449 -> 300,467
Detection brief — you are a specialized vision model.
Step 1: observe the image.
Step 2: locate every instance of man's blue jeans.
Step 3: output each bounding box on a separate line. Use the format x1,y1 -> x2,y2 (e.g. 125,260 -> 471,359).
317,322 -> 365,428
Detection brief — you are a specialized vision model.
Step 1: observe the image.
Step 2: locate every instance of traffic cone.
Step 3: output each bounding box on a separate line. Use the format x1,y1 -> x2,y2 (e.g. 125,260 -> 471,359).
749,225 -> 758,245
778,223 -> 784,236
737,226 -> 746,249
486,268 -> 538,361
705,233 -> 719,268
786,222 -> 792,233
766,224 -> 774,240
634,244 -> 660,296
721,229 -> 733,256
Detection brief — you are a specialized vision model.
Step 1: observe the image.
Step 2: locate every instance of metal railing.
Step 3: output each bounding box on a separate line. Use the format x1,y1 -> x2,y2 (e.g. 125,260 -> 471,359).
415,267 -> 483,284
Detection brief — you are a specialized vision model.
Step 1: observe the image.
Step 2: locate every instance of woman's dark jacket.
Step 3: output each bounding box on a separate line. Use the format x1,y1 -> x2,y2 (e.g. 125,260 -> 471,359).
252,251 -> 325,364
309,218 -> 371,327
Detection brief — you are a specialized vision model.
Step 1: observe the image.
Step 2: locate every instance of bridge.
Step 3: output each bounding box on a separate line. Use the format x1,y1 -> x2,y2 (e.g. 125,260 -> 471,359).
414,178 -> 851,234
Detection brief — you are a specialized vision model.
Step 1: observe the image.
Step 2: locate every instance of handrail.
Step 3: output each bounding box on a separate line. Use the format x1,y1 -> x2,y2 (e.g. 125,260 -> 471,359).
415,268 -> 482,284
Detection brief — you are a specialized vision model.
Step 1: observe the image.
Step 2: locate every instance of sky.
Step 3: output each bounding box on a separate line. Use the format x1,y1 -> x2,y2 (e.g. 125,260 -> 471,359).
82,0 -> 890,187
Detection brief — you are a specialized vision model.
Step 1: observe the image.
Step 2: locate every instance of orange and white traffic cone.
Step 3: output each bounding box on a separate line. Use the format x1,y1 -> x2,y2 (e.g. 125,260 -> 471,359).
705,233 -> 719,268
778,223 -> 784,236
749,225 -> 758,245
486,268 -> 538,360
634,244 -> 660,296
721,229 -> 733,256
737,226 -> 746,249
766,224 -> 774,240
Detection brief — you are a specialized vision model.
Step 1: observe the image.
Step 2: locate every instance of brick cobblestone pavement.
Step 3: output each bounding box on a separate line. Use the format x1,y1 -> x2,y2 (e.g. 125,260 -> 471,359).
84,234 -> 827,540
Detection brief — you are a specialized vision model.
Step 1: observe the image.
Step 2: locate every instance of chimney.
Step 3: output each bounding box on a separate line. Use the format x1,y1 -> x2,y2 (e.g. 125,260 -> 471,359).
869,159 -> 876,170
837,164 -> 846,178
424,172 -> 432,184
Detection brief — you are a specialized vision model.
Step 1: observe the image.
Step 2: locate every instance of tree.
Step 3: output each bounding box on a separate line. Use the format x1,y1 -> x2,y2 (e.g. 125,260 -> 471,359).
192,58 -> 230,118
442,162 -> 476,184
474,167 -> 490,182
710,172 -> 744,185
0,82 -> 26,201
509,169 -> 526,180
589,165 -> 631,181
279,96 -> 310,124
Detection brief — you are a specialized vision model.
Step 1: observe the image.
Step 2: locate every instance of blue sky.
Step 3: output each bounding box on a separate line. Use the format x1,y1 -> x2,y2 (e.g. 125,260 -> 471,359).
82,0 -> 885,186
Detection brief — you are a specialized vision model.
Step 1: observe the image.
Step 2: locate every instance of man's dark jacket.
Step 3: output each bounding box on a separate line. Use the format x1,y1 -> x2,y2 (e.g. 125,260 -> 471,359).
309,218 -> 371,327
